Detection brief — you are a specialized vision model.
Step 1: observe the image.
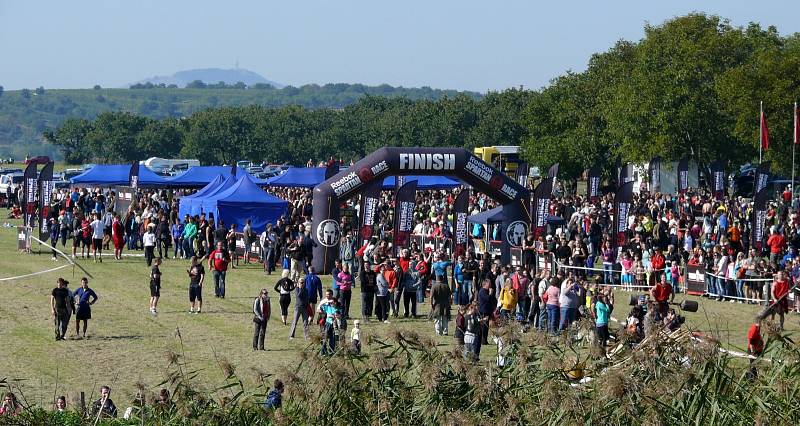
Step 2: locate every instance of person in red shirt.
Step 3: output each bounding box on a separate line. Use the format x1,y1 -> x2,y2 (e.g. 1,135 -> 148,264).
650,274 -> 673,316
208,241 -> 230,299
747,322 -> 764,356
766,228 -> 786,265
650,250 -> 666,282
771,271 -> 790,331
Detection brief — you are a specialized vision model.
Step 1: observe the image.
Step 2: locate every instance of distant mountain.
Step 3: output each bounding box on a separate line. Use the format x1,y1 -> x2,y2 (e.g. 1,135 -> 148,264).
133,68 -> 283,88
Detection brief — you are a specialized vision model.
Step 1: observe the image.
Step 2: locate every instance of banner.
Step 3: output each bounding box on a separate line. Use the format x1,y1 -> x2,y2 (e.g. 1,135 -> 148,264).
678,157 -> 689,194
37,161 -> 54,240
516,162 -> 529,187
392,180 -> 418,254
358,179 -> 383,244
129,161 -> 140,189
612,181 -> 634,249
710,160 -> 725,200
760,107 -> 770,151
619,163 -> 634,185
548,163 -> 559,195
452,190 -> 470,258
22,162 -> 38,227
649,156 -> 661,193
587,164 -> 601,201
751,188 -> 768,252
753,161 -> 770,196
395,175 -> 406,192
615,156 -> 622,186
325,159 -> 338,180
530,177 -> 553,240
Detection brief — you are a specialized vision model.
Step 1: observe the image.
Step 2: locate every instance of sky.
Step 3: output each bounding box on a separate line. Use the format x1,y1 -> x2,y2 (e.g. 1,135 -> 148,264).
1,0 -> 798,92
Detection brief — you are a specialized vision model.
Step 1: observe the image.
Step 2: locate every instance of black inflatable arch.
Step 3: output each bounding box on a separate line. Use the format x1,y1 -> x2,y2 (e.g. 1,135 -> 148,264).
311,147 -> 531,273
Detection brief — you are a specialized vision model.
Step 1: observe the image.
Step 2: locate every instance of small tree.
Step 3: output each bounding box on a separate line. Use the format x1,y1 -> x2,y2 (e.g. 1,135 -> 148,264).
186,80 -> 207,89
93,84 -> 102,90
35,86 -> 45,95
20,88 -> 31,99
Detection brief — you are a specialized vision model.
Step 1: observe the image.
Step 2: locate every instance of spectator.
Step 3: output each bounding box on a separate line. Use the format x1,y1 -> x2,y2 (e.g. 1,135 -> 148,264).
252,288 -> 271,350
91,385 -> 118,419
264,379 -> 284,410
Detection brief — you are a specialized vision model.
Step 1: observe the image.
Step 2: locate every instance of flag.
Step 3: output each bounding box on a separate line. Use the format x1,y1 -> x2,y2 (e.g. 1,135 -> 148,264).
615,156 -> 622,185
612,181 -> 634,250
587,165 -> 601,201
754,161 -> 771,196
395,175 -> 406,193
795,102 -> 799,145
619,163 -> 633,186
751,188 -> 768,252
358,179 -> 382,245
516,162 -> 529,187
325,159 -> 338,180
392,180 -> 418,254
129,161 -> 140,189
760,107 -> 770,151
710,160 -> 725,200
37,162 -> 54,240
678,157 -> 689,194
452,190 -> 470,259
648,156 -> 661,193
530,177 -> 553,239
22,162 -> 38,227
548,163 -> 559,196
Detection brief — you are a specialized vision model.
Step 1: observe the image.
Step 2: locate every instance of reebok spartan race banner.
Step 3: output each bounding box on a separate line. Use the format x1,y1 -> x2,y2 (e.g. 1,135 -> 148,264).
37,161 -> 55,240
311,147 -> 530,272
678,157 -> 689,194
751,187 -> 768,252
129,161 -> 140,189
530,175 -> 553,239
754,161 -> 771,196
649,156 -> 661,193
22,162 -> 37,228
710,160 -> 725,200
358,179 -> 382,245
392,180 -> 418,255
452,189 -> 470,258
587,164 -> 601,201
613,181 -> 634,250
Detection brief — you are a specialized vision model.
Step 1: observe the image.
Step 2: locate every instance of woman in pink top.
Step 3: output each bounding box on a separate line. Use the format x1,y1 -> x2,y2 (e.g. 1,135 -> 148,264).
544,280 -> 561,334
337,264 -> 354,319
621,253 -> 634,291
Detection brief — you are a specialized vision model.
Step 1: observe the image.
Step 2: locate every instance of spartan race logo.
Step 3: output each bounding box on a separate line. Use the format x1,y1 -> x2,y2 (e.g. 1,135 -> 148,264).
505,221 -> 527,247
316,219 -> 341,247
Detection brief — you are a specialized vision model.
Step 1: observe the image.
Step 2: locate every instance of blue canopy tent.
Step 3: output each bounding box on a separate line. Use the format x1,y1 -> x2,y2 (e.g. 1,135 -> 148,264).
178,174 -> 225,218
167,166 -> 267,188
381,176 -> 460,190
467,206 -> 505,225
266,167 -> 460,190
71,164 -> 169,187
265,167 -> 326,188
183,174 -> 239,218
201,175 -> 288,233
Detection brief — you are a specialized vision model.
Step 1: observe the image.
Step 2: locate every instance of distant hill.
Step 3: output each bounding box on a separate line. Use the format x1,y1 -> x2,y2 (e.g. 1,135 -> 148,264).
0,84 -> 481,159
134,68 -> 284,88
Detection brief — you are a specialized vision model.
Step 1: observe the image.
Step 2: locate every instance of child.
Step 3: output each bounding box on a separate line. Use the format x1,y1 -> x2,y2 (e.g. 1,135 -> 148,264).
454,306 -> 466,346
351,320 -> 361,354
668,261 -> 681,293
150,257 -> 162,314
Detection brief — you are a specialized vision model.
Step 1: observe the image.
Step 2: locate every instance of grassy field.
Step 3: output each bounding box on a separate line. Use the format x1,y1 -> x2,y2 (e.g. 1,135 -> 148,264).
0,218 -> 797,409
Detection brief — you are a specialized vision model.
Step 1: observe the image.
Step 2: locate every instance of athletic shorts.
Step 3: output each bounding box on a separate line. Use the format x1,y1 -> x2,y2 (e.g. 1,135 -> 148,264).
82,236 -> 91,247
189,285 -> 202,302
73,235 -> 82,248
93,238 -> 103,249
150,284 -> 161,298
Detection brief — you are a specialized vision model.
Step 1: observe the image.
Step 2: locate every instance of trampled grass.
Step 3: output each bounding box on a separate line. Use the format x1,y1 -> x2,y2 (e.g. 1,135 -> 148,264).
0,218 -> 797,409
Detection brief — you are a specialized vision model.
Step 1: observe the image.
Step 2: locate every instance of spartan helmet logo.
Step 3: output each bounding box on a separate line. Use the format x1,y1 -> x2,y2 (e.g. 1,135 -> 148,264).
506,221 -> 527,247
316,219 -> 340,247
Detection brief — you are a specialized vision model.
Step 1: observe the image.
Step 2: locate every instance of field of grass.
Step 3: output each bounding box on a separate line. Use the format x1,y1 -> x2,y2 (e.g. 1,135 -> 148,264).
0,217 -> 797,409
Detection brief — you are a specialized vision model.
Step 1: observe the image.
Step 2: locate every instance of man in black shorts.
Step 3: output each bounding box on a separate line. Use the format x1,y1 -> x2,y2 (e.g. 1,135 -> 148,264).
187,256 -> 205,314
150,257 -> 162,315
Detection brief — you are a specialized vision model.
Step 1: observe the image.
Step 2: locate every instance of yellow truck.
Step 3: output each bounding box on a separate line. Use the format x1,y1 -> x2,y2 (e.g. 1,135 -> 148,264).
473,146 -> 521,175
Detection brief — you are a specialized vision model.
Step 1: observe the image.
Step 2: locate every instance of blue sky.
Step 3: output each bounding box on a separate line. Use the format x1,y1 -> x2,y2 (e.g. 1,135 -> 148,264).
1,0 -> 798,92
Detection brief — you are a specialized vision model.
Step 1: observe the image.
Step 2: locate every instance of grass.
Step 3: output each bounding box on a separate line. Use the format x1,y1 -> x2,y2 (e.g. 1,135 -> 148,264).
0,216 -> 797,411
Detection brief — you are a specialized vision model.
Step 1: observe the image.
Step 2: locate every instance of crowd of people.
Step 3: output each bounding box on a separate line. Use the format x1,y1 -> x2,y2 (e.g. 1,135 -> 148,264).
6,169 -> 800,418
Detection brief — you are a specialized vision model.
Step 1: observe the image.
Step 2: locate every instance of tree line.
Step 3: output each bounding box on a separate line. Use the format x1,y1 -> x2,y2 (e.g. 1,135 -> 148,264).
44,14 -> 800,176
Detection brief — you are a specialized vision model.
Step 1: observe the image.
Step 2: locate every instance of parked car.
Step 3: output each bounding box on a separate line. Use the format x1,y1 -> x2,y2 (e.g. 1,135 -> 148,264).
0,172 -> 24,194
24,156 -> 51,165
237,160 -> 253,169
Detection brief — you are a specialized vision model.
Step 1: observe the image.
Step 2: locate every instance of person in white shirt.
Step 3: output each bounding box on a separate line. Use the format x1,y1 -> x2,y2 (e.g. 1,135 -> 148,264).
350,320 -> 361,354
143,223 -> 157,267
90,212 -> 105,263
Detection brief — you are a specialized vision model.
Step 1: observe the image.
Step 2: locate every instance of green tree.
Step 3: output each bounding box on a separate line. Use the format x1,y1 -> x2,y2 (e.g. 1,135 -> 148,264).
43,118 -> 93,164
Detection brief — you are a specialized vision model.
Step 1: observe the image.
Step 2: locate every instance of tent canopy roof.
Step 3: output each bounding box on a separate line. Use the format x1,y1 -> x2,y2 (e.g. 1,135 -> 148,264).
70,164 -> 168,187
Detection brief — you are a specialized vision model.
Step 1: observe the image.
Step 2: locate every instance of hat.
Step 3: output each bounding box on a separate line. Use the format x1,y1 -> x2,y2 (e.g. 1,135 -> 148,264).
546,235 -> 553,241
354,320 -> 360,326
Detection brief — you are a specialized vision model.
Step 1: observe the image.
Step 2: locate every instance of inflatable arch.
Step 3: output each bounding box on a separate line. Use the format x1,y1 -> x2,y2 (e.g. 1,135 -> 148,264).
311,147 -> 531,273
